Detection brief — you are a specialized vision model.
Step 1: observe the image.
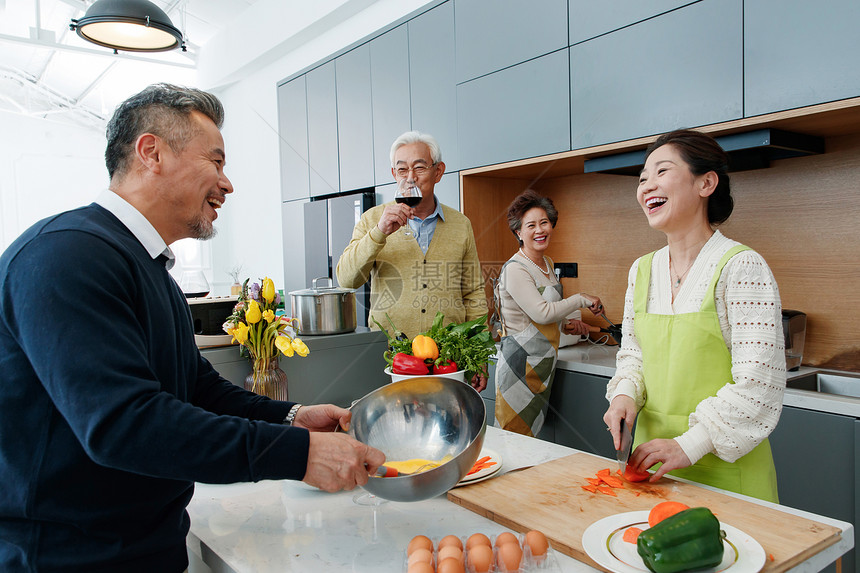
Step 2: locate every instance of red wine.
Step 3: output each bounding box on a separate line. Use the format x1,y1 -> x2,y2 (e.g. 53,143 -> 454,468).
184,292 -> 209,299
395,196 -> 421,207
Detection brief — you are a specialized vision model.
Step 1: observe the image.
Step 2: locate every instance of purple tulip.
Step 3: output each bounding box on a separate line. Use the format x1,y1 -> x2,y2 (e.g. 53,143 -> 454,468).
249,282 -> 261,301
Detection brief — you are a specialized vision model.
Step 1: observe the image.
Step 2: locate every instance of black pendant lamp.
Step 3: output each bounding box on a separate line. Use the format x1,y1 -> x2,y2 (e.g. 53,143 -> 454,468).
70,0 -> 186,53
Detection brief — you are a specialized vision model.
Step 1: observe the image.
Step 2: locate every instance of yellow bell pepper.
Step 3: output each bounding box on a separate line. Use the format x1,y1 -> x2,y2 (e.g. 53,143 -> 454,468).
411,335 -> 439,361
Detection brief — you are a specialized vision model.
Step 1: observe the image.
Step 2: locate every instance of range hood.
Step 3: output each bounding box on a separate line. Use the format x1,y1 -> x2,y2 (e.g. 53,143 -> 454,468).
584,128 -> 825,176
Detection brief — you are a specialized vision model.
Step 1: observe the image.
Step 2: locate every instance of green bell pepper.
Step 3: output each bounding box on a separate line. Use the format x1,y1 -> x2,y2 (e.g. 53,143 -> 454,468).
637,507 -> 726,573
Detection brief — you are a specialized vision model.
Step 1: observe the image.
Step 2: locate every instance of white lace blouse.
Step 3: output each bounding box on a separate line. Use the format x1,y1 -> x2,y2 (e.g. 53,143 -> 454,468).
606,230 -> 786,465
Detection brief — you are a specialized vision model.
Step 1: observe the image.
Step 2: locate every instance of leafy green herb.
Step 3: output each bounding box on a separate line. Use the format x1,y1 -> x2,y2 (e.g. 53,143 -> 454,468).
374,312 -> 496,380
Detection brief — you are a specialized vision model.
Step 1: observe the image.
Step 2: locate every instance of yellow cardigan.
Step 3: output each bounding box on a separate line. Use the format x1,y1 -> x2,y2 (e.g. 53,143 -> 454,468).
336,201 -> 488,338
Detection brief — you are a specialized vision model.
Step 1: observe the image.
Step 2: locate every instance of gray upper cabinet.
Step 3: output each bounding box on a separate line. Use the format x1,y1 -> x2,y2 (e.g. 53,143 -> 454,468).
568,0 -> 693,45
570,0 -> 742,149
281,198 -> 309,294
744,0 -> 860,117
370,25 -> 411,187
454,0 -> 568,83
277,77 -> 310,201
306,61 -> 340,197
336,44 -> 374,192
408,2 -> 460,172
458,49 -> 571,169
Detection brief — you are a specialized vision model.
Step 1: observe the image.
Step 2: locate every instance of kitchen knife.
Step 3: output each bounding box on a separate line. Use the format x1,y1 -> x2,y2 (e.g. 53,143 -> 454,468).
616,418 -> 632,473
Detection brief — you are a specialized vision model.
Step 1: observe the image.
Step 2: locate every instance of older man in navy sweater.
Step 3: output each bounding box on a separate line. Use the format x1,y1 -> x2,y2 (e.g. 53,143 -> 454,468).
0,84 -> 384,572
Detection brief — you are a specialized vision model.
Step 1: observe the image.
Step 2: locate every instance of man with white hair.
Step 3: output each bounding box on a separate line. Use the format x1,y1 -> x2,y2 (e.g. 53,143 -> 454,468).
337,131 -> 488,390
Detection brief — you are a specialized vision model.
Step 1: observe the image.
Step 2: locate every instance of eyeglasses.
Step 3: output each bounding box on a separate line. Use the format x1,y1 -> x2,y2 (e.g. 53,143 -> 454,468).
394,163 -> 437,179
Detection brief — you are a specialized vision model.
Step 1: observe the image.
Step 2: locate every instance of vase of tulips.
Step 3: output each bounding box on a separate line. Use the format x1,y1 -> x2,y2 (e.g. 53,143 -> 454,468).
223,277 -> 309,400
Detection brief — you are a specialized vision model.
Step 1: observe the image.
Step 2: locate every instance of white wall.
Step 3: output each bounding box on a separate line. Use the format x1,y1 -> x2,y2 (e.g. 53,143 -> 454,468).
205,0 -> 435,295
0,111 -> 106,252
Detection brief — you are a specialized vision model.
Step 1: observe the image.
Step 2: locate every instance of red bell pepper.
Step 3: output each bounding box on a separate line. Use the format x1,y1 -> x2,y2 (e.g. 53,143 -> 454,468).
392,352 -> 429,375
432,360 -> 458,374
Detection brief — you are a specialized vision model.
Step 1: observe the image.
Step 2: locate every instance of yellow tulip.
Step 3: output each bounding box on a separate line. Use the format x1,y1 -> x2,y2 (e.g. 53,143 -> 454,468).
231,322 -> 250,345
262,277 -> 276,304
262,309 -> 275,323
245,300 -> 262,324
292,338 -> 309,357
276,335 -> 295,357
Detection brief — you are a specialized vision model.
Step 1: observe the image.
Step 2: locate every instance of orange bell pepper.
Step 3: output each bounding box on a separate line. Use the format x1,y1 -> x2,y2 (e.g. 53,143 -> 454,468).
411,335 -> 439,361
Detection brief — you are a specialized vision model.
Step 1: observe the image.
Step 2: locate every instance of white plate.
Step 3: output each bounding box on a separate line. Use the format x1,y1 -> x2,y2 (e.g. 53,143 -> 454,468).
582,511 -> 766,573
454,449 -> 502,486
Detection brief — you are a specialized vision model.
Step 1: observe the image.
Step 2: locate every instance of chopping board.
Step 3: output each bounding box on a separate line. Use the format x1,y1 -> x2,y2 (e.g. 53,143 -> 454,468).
447,453 -> 841,573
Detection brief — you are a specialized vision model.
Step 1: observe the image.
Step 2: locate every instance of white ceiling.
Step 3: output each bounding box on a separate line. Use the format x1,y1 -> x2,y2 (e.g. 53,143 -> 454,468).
0,0 -> 259,131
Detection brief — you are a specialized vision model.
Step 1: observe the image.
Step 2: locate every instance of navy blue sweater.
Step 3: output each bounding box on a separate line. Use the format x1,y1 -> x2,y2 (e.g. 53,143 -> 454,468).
0,205 -> 309,572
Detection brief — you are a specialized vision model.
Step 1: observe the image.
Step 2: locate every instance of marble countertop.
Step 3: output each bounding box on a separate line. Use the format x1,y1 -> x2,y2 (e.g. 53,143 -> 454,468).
187,426 -> 853,573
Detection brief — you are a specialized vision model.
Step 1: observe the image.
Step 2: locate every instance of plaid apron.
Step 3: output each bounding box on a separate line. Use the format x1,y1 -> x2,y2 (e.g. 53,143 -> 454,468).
494,259 -> 562,436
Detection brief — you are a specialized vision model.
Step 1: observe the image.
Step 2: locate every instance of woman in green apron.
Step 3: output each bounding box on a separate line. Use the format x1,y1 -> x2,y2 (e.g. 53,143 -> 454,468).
603,130 -> 785,502
495,190 -> 603,437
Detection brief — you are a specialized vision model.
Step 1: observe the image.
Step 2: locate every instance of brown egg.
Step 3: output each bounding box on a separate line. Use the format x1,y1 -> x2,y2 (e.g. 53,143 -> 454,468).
525,529 -> 549,557
466,544 -> 494,573
407,535 -> 433,555
407,562 -> 434,573
438,545 -> 464,563
498,541 -> 523,572
466,532 -> 491,550
407,548 -> 433,567
437,556 -> 466,573
494,531 -> 519,547
438,534 -> 463,550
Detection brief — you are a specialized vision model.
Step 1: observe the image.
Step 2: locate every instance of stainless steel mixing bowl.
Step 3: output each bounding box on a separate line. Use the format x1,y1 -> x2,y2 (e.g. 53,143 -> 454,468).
349,376 -> 486,502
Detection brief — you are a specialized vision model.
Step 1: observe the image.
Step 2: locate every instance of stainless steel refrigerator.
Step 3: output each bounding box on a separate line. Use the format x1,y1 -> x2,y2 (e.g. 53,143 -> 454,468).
303,190 -> 375,327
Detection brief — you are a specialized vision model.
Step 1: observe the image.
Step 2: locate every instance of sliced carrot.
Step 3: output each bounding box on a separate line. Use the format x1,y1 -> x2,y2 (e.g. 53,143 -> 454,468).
465,461 -> 497,476
648,501 -> 690,527
596,468 -> 611,477
768,554 -> 775,562
581,484 -> 598,493
596,486 -> 617,497
623,463 -> 651,483
586,477 -> 601,486
598,474 -> 625,488
474,456 -> 491,466
622,527 -> 643,544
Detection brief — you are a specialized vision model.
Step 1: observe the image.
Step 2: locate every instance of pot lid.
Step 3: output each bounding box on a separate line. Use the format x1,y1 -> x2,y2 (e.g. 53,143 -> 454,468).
290,276 -> 355,296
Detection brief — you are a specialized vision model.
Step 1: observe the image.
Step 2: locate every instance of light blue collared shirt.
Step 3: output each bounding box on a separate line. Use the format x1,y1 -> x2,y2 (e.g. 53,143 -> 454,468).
408,196 -> 445,255
94,190 -> 176,269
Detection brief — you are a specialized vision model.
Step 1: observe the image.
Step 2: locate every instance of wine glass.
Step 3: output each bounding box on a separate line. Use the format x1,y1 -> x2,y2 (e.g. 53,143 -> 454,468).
394,178 -> 422,237
352,489 -> 388,506
179,270 -> 210,298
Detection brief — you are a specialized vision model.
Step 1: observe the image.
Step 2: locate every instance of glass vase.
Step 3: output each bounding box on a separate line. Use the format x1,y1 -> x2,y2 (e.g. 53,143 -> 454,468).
244,355 -> 288,401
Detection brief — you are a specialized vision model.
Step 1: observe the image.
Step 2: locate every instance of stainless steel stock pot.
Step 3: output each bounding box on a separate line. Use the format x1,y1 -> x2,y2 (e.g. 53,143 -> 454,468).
289,277 -> 357,335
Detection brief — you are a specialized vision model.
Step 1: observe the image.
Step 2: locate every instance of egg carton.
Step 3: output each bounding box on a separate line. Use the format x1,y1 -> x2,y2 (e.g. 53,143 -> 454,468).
403,532 -> 562,573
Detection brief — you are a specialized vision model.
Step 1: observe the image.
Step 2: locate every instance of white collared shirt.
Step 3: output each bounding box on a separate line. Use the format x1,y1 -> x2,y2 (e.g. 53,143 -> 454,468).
95,190 -> 175,269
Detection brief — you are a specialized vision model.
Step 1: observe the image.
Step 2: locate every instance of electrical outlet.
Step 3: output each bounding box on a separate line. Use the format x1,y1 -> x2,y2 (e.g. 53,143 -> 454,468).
554,262 -> 578,278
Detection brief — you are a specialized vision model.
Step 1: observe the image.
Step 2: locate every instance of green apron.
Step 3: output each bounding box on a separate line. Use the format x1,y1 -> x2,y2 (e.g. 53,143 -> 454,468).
633,245 -> 779,502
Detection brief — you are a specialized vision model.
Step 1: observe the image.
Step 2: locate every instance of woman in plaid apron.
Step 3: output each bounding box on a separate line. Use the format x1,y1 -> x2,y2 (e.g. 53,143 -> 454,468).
494,190 -> 603,436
